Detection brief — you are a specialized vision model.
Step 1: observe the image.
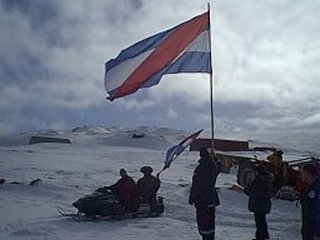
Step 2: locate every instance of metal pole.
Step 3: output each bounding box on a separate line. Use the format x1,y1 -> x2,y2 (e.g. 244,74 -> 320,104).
207,2 -> 215,155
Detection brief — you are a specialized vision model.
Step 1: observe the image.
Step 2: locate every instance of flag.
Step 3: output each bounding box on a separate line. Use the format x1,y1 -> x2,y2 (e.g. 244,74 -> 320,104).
104,12 -> 211,101
164,129 -> 203,169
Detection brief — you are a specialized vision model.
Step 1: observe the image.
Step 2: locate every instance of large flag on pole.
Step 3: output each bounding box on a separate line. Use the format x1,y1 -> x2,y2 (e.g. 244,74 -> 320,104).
104,12 -> 211,101
157,129 -> 203,176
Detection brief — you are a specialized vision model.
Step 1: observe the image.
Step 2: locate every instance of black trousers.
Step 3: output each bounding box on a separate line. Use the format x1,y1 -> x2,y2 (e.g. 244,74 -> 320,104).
254,212 -> 269,240
195,204 -> 215,240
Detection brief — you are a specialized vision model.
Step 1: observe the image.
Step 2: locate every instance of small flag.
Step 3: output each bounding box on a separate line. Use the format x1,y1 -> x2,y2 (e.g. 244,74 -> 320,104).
164,129 -> 203,169
105,12 -> 211,101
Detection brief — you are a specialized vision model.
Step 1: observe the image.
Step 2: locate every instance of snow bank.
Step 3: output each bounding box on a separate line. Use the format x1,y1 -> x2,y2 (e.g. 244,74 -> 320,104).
0,126 -> 302,240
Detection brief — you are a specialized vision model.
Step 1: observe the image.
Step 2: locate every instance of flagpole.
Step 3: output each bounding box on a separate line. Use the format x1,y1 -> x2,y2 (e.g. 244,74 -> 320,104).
207,2 -> 215,155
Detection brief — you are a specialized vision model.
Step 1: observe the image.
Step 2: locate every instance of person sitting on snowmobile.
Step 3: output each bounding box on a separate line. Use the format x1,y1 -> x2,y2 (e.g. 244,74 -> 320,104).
137,166 -> 161,204
98,168 -> 139,212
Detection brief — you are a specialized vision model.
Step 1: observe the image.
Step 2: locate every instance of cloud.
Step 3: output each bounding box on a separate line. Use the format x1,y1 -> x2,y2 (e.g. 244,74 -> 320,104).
0,86 -> 25,109
145,74 -> 211,106
0,0 -> 319,133
167,108 -> 178,119
299,113 -> 320,127
120,98 -> 155,110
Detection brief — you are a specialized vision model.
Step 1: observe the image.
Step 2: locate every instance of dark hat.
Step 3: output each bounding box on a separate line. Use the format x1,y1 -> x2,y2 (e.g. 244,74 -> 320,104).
256,164 -> 268,175
276,150 -> 283,156
199,147 -> 210,158
140,166 -> 153,174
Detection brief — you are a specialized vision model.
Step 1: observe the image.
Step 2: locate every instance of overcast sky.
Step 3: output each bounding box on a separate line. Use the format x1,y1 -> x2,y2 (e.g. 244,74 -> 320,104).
0,0 -> 319,135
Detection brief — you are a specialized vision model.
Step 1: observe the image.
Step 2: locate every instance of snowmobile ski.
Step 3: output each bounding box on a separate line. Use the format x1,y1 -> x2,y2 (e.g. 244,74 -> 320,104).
57,207 -> 78,217
58,206 -> 162,222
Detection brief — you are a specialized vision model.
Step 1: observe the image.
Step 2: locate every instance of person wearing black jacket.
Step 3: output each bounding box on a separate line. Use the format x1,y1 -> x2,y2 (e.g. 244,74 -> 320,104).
189,148 -> 220,240
301,163 -> 320,240
244,164 -> 272,240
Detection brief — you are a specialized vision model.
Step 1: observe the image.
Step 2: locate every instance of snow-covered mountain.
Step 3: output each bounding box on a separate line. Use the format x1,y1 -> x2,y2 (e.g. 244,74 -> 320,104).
0,126 -> 187,149
0,126 -> 301,240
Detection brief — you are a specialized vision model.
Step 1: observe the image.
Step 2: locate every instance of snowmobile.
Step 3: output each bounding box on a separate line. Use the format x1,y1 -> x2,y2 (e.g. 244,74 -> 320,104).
58,189 -> 164,221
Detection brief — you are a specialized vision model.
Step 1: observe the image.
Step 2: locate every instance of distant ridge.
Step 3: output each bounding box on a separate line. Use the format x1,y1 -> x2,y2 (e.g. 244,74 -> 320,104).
0,126 -> 189,149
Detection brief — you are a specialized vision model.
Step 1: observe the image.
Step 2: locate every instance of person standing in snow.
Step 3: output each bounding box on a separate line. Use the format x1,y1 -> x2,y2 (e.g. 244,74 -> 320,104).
301,163 -> 320,240
0,178 -> 5,186
244,164 -> 273,240
189,147 -> 220,240
267,150 -> 283,192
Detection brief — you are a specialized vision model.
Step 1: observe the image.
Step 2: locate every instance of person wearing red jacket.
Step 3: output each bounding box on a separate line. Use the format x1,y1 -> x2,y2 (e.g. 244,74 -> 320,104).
108,168 -> 139,212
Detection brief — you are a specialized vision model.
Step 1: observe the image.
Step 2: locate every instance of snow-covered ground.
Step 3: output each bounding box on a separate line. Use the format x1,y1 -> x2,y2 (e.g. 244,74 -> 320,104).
0,126 -> 302,240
